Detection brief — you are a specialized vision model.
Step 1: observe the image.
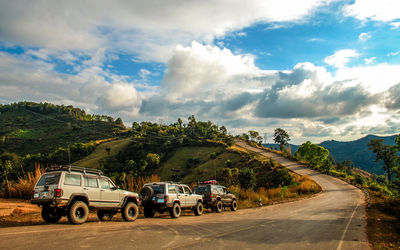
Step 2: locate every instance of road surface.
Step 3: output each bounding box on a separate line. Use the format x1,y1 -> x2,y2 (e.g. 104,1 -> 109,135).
0,141 -> 369,249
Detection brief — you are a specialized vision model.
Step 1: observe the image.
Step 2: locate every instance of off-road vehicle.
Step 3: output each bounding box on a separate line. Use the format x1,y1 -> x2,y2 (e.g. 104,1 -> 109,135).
31,165 -> 141,224
139,182 -> 203,218
193,180 -> 237,212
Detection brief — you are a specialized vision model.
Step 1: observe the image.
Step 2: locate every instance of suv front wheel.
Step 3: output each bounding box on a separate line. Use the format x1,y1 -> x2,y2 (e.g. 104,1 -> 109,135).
194,202 -> 203,216
122,202 -> 139,222
169,203 -> 181,218
41,205 -> 62,223
67,201 -> 89,225
214,200 -> 223,213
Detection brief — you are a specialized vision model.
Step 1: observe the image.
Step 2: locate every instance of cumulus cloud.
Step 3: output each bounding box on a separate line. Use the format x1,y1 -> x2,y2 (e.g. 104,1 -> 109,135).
0,0 -> 334,62
254,62 -> 378,118
161,41 -> 275,102
364,57 -> 376,64
343,0 -> 400,22
385,83 -> 400,110
324,49 -> 359,68
358,32 -> 371,41
0,51 -> 142,117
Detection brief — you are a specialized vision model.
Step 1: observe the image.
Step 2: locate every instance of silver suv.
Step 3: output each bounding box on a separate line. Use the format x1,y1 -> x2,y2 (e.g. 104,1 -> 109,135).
31,165 -> 141,224
139,182 -> 203,218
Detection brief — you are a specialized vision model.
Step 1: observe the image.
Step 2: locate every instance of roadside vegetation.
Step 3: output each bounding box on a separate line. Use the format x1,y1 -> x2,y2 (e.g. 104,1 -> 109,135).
241,129 -> 400,249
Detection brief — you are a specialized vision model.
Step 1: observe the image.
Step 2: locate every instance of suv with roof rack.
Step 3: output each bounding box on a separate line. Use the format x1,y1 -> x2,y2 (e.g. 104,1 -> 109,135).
139,182 -> 203,218
31,165 -> 141,225
193,180 -> 237,212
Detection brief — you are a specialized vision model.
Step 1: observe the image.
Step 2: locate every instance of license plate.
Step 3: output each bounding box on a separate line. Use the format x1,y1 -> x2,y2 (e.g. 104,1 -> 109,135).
157,198 -> 164,203
34,193 -> 39,198
41,191 -> 49,198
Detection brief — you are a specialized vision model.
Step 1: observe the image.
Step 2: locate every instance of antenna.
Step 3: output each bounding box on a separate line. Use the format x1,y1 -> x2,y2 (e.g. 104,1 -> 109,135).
68,144 -> 71,166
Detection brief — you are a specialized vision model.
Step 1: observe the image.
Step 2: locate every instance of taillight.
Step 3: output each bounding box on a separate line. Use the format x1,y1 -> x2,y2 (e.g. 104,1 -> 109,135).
32,191 -> 35,197
210,193 -> 213,198
54,189 -> 63,197
164,195 -> 168,203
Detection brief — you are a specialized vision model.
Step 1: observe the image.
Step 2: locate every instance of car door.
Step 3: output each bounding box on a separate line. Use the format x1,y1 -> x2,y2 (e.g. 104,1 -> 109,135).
99,177 -> 120,207
221,187 -> 229,204
183,186 -> 196,207
83,175 -> 100,206
177,185 -> 185,206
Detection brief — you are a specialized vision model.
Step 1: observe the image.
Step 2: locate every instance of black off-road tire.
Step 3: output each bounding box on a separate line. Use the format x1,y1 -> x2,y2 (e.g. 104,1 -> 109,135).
121,202 -> 139,222
97,210 -> 114,221
230,200 -> 238,211
143,204 -> 155,218
67,201 -> 89,225
194,202 -> 203,216
169,203 -> 181,218
214,200 -> 223,213
41,205 -> 62,223
139,186 -> 154,203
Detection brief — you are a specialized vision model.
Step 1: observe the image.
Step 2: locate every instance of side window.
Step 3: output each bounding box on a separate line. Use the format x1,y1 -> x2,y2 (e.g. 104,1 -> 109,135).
64,174 -> 82,186
84,176 -> 99,188
222,188 -> 227,194
100,178 -> 110,189
177,186 -> 184,194
217,187 -> 223,193
183,186 -> 191,194
168,185 -> 177,194
212,186 -> 218,193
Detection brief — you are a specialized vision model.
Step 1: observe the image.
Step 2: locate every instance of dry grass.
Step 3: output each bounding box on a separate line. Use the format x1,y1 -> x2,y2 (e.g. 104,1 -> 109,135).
0,163 -> 44,199
229,175 -> 321,209
121,174 -> 161,193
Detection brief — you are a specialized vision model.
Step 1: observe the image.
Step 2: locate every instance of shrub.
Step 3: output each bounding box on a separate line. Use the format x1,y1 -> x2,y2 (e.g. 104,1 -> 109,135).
239,167 -> 257,190
226,159 -> 232,167
210,152 -> 217,159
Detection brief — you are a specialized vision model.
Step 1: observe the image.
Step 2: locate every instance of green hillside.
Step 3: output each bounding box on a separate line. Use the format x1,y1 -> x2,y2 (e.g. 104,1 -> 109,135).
73,138 -> 132,168
0,102 -> 126,155
156,146 -> 242,183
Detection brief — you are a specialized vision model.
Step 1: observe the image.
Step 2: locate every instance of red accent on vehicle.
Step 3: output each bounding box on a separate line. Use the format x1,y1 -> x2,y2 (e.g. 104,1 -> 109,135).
210,193 -> 213,198
164,195 -> 168,202
201,180 -> 218,185
54,189 -> 63,197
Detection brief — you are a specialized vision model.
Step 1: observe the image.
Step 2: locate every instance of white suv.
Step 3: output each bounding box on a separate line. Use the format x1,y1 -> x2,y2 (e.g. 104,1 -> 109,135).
31,165 -> 140,224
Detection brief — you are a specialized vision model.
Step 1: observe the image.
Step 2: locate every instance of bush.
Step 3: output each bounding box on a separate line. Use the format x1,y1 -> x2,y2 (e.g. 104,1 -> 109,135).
226,159 -> 232,167
239,167 -> 257,190
210,152 -> 217,159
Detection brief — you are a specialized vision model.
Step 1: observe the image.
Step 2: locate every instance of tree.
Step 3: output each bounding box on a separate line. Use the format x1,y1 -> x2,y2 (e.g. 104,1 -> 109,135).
239,167 -> 257,189
368,139 -> 397,184
248,131 -> 259,141
273,128 -> 290,151
295,141 -> 329,168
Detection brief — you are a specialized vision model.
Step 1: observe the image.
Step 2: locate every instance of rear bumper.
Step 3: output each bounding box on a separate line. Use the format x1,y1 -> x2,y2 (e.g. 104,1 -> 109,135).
31,198 -> 66,206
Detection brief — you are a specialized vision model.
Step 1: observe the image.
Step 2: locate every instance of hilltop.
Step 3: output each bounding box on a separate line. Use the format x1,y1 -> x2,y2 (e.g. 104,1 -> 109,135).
0,102 -> 126,156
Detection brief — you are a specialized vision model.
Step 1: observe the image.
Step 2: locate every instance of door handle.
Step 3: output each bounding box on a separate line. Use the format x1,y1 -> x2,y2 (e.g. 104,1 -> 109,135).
100,189 -> 105,192
84,188 -> 89,190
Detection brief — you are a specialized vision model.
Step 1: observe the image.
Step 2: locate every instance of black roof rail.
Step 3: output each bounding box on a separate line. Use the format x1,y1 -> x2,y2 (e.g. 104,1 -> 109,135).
45,165 -> 103,175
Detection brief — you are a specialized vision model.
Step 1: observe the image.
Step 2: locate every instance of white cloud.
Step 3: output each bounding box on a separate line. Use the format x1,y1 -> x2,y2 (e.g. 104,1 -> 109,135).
358,32 -> 371,41
364,57 -> 376,64
324,49 -> 359,68
0,51 -> 142,118
0,0 -> 334,62
344,0 -> 400,22
161,41 -> 275,102
390,21 -> 400,29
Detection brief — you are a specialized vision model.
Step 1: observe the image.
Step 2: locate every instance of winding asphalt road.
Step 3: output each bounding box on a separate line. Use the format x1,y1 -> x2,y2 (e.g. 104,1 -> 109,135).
0,141 -> 369,249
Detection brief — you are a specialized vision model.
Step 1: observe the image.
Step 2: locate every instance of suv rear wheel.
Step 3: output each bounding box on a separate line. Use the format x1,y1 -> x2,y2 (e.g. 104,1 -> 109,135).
122,202 -> 139,222
67,201 -> 89,225
214,200 -> 223,213
194,202 -> 203,216
169,203 -> 181,218
230,200 -> 238,211
41,205 -> 62,223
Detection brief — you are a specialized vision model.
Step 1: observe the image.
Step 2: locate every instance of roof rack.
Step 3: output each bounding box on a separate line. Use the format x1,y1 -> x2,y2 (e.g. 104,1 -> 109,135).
45,165 -> 103,175
199,180 -> 219,185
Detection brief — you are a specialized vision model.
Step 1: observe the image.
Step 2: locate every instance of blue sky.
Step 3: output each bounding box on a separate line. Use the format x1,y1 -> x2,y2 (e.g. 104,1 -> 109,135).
0,0 -> 399,144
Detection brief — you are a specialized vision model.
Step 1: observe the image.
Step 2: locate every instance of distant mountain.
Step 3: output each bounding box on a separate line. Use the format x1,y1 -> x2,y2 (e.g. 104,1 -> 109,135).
0,102 -> 126,155
264,134 -> 398,175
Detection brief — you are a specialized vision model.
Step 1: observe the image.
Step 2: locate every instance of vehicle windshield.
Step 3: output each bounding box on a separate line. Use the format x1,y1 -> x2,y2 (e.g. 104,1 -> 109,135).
193,185 -> 210,194
36,173 -> 61,186
147,184 -> 165,194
